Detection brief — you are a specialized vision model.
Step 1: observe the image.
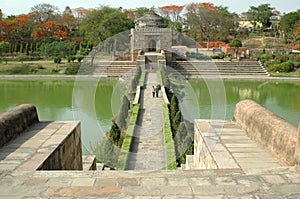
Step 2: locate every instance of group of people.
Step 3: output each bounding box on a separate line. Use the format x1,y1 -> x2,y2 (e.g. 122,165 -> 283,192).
151,84 -> 161,98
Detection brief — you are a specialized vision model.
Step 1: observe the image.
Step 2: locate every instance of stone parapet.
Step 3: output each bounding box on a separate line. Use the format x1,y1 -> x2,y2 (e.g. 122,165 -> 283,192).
193,120 -> 240,170
0,104 -> 38,148
234,99 -> 299,165
0,104 -> 83,171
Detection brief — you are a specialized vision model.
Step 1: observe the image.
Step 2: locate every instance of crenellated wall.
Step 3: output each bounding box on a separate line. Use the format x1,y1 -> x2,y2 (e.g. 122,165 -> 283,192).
233,99 -> 299,166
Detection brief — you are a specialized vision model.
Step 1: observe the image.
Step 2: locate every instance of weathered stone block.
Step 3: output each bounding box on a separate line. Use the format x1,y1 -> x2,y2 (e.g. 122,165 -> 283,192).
233,99 -> 298,165
0,104 -> 38,148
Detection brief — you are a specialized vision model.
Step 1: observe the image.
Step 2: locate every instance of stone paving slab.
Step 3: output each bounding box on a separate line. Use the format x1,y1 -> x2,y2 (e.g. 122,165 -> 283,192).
0,168 -> 300,198
126,72 -> 166,170
0,121 -> 79,171
196,120 -> 284,173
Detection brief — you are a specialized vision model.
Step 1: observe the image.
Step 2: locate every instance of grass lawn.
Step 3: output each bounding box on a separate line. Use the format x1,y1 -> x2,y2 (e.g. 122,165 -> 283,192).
0,59 -> 81,75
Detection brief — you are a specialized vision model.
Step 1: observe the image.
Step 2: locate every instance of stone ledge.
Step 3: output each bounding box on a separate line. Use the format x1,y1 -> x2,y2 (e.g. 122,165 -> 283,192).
234,99 -> 299,165
193,120 -> 240,170
0,121 -> 82,171
0,104 -> 38,148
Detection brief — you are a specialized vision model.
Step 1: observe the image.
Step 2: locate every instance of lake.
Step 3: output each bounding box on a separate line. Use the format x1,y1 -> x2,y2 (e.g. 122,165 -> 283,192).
0,78 -> 299,154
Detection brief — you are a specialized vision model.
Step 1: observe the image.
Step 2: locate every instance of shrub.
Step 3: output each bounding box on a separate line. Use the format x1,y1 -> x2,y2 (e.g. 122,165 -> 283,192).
77,55 -> 84,63
268,61 -> 295,72
211,53 -> 225,59
65,64 -> 80,75
53,56 -> 62,64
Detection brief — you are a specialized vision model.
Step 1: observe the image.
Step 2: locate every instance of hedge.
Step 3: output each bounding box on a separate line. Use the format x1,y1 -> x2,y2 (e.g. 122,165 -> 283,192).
116,104 -> 140,170
139,70 -> 146,88
162,104 -> 177,170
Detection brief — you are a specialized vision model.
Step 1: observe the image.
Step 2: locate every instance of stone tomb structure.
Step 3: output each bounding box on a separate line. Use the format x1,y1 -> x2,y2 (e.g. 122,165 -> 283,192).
130,10 -> 172,55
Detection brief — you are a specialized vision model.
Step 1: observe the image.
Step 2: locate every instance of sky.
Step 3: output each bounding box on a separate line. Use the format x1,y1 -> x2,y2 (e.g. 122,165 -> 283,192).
1,0 -> 300,16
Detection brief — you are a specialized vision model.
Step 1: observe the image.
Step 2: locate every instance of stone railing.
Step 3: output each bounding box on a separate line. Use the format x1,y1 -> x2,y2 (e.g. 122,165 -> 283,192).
0,104 -> 38,148
234,99 -> 299,165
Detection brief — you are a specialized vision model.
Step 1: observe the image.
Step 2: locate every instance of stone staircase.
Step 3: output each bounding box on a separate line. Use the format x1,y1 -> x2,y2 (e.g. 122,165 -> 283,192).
93,61 -> 136,77
167,60 -> 270,78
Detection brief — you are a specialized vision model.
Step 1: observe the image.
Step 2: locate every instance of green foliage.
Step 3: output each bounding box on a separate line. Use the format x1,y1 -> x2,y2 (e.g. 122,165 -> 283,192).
130,65 -> 142,92
116,104 -> 140,170
108,121 -> 122,146
139,69 -> 146,88
186,52 -> 210,60
0,41 -> 9,55
38,41 -> 76,58
64,63 -> 80,75
94,120 -> 124,168
162,104 -> 177,170
258,53 -> 274,64
174,121 -> 194,165
76,55 -> 84,63
246,4 -> 273,30
53,56 -> 62,64
17,55 -> 29,63
170,95 -> 179,121
79,6 -> 134,45
116,96 -> 130,130
280,10 -> 300,42
210,53 -> 225,59
172,110 -> 182,134
268,61 -> 295,72
229,38 -> 242,48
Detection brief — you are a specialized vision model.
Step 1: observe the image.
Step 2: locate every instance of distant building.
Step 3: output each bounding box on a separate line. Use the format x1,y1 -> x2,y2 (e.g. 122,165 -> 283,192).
130,10 -> 172,55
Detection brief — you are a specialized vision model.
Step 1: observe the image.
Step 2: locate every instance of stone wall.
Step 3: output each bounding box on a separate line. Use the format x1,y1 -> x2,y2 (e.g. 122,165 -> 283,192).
233,99 -> 299,165
0,104 -> 38,148
37,122 -> 82,170
193,121 -> 218,169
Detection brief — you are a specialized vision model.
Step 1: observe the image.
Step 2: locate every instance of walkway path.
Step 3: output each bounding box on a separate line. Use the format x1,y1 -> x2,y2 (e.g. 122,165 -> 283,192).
126,72 -> 166,170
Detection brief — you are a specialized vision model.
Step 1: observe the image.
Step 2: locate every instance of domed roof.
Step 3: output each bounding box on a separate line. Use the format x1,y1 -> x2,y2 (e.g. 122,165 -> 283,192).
136,10 -> 167,28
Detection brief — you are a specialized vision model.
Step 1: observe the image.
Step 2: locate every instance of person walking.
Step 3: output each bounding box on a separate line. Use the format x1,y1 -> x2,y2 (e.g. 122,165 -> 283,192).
152,86 -> 155,98
155,85 -> 159,97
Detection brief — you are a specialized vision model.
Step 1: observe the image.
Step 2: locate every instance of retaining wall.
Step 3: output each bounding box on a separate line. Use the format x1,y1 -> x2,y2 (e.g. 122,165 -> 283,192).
0,104 -> 38,148
233,99 -> 299,165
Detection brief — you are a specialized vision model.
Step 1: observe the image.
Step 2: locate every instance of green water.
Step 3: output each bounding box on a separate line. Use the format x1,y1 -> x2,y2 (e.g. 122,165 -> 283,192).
0,79 -> 117,154
188,79 -> 300,126
0,79 -> 299,154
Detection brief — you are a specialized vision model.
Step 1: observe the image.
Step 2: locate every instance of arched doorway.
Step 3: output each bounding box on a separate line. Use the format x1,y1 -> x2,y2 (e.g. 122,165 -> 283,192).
148,40 -> 156,52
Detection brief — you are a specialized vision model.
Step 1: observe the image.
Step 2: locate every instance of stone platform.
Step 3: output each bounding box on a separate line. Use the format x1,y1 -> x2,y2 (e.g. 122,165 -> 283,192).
190,120 -> 283,174
1,167 -> 300,198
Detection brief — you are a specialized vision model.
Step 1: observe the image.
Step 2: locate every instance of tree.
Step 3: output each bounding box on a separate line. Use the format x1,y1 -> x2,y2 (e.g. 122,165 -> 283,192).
30,3 -> 60,24
246,4 -> 273,31
280,10 -> 300,44
216,6 -> 239,40
62,6 -> 77,34
0,41 -> 9,56
79,6 -> 134,45
38,41 -> 76,58
124,7 -> 154,21
158,5 -> 184,31
4,14 -> 34,54
230,38 -> 242,58
185,3 -> 220,49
